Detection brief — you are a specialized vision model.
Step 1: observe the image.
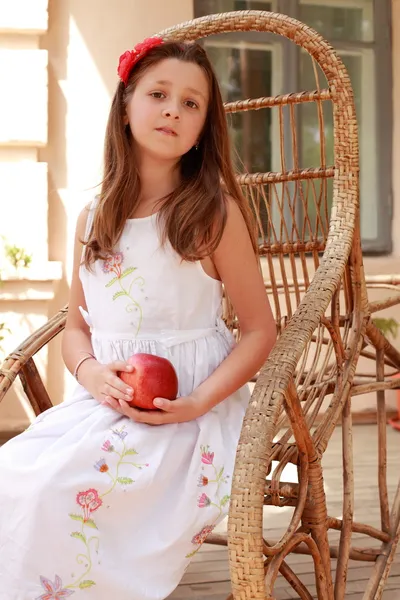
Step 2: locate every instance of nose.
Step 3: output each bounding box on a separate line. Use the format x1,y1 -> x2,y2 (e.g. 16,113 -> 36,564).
162,104 -> 180,120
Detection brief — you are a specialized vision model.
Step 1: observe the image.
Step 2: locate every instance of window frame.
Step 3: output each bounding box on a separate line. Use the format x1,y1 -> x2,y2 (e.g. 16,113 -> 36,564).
193,0 -> 393,254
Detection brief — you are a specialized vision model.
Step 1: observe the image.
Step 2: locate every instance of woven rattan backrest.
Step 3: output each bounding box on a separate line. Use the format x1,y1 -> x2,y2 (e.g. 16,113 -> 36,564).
160,11 -> 359,336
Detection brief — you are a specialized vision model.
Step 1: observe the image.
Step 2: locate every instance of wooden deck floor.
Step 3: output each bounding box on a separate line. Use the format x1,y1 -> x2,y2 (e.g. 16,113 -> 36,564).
169,424 -> 400,600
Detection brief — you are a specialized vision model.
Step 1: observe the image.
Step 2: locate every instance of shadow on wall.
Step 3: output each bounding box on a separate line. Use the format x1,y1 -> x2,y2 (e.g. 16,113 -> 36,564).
70,0 -> 194,96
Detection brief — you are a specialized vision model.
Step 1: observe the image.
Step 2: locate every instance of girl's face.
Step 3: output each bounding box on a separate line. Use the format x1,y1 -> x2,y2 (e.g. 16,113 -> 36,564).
125,58 -> 209,162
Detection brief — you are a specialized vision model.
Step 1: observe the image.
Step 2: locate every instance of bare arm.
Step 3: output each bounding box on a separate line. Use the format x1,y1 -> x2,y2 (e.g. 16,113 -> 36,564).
191,198 -> 276,409
61,205 -> 95,376
61,206 -> 135,402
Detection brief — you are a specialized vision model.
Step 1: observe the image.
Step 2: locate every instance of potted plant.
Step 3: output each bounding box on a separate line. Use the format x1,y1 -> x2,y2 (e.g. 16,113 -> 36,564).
373,317 -> 400,431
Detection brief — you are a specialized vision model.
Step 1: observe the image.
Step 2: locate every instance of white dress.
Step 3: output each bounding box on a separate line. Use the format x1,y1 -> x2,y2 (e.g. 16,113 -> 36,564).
0,202 -> 250,600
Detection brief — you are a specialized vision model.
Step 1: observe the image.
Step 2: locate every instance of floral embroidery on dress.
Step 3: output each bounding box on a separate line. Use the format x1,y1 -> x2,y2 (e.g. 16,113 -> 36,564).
186,445 -> 230,558
37,426 -> 149,596
102,252 -> 146,335
75,489 -> 102,522
190,524 -> 216,547
36,574 -> 74,599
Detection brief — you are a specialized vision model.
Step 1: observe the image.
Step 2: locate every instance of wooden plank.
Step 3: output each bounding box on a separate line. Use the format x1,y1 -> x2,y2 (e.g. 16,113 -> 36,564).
168,580 -> 297,599
347,593 -> 400,600
179,557 -> 400,588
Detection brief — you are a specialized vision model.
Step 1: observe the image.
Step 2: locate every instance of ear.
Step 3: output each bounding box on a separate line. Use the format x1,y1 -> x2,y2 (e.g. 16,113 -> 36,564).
123,114 -> 129,126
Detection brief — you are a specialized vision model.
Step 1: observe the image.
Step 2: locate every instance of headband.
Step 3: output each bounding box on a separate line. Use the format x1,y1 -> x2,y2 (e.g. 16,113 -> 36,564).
117,36 -> 164,85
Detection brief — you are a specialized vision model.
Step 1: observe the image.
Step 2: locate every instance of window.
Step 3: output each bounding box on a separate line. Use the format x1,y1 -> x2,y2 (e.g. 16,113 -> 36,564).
194,0 -> 392,252
195,1 -> 274,17
195,0 -> 278,175
206,43 -> 275,174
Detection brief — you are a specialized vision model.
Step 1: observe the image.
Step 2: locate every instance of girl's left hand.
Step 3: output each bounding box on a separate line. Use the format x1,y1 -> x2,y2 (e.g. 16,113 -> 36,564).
101,395 -> 209,425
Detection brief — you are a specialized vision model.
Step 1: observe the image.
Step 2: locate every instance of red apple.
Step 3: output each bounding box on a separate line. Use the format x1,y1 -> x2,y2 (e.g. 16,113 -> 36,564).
120,353 -> 178,410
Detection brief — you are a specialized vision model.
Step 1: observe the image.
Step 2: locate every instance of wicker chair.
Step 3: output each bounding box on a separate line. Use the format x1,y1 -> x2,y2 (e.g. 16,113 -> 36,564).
1,11 -> 399,600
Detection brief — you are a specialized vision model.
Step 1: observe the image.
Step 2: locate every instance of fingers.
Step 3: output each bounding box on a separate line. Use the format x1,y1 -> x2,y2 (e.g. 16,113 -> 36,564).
104,378 -> 134,402
118,399 -> 171,425
101,396 -> 124,414
109,360 -> 135,374
154,397 -> 193,413
102,365 -> 134,401
153,398 -> 174,411
118,399 -> 146,421
103,397 -> 181,425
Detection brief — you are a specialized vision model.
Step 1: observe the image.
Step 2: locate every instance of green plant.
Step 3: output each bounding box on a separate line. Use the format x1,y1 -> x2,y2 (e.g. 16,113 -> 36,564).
373,317 -> 399,339
0,238 -> 33,357
4,243 -> 32,270
0,322 -> 11,354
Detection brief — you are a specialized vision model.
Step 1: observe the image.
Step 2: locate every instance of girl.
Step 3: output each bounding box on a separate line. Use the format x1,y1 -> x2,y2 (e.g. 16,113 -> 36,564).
0,39 -> 276,599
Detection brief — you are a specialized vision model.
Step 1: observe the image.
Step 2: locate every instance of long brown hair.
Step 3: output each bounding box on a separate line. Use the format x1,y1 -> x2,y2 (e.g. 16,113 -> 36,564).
83,41 -> 256,268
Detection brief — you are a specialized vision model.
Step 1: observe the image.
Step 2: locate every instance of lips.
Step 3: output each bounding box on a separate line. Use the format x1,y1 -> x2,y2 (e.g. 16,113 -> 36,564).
156,127 -> 177,136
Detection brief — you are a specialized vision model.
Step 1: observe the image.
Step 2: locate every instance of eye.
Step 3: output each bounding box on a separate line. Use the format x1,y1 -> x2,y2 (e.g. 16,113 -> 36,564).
185,100 -> 199,109
150,91 -> 165,99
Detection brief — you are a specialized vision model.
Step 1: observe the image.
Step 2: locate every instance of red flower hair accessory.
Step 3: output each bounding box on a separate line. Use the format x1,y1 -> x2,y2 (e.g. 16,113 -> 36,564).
117,36 -> 164,85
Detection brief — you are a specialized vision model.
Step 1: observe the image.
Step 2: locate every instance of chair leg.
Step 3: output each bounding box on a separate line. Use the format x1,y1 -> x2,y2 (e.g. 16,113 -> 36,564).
301,460 -> 334,600
362,480 -> 400,599
20,358 -> 53,415
334,397 -> 354,599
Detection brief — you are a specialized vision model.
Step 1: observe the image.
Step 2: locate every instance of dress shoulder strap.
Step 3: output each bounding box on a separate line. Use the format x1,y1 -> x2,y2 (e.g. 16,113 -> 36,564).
80,195 -> 99,265
83,195 -> 99,242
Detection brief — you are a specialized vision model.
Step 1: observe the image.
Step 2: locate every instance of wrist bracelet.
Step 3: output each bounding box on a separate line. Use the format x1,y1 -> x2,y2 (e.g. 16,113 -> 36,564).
73,352 -> 96,382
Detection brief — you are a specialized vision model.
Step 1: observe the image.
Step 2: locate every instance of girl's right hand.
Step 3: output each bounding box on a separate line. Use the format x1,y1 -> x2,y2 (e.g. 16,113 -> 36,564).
77,359 -> 135,404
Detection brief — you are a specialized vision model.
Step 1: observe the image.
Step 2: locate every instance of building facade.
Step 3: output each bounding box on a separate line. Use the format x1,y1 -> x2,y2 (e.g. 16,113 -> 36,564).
0,0 -> 398,433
